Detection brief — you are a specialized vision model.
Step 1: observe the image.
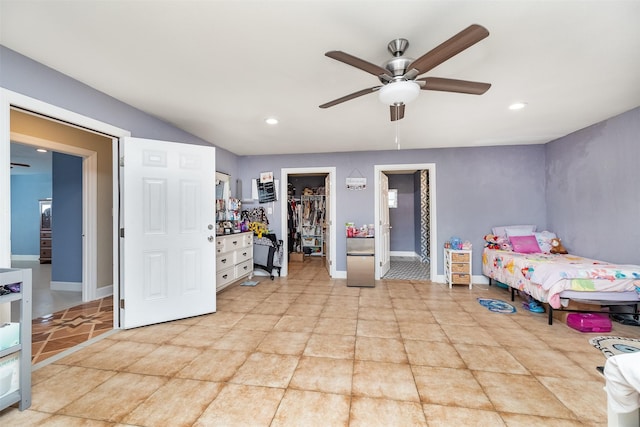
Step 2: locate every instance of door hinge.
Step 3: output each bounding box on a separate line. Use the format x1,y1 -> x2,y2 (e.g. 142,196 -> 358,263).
120,228 -> 124,238
119,156 -> 124,167
120,299 -> 125,309
379,261 -> 382,266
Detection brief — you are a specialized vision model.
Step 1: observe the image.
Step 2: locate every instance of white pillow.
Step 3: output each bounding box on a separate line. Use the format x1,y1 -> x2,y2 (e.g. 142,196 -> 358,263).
534,231 -> 557,253
505,227 -> 536,237
492,225 -> 537,238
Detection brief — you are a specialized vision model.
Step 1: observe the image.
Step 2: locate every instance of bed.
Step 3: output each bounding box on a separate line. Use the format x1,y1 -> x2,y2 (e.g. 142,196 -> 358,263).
482,248 -> 640,325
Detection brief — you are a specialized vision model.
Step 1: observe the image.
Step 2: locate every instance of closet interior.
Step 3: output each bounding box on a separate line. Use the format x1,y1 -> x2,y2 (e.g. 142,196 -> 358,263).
286,174 -> 328,261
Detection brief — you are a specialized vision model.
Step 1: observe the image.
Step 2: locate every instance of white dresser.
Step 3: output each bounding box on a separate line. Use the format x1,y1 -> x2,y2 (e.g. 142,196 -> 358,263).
216,231 -> 254,292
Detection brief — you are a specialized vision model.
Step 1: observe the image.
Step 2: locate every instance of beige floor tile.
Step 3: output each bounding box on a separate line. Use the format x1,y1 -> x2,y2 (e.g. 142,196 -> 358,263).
404,340 -> 466,368
508,346 -> 593,379
176,349 -> 249,382
74,340 -> 158,371
289,356 -> 353,395
490,325 -> 552,349
273,314 -> 318,332
352,360 -> 420,401
123,344 -> 203,377
210,328 -> 267,351
350,396 -> 427,426
193,311 -> 245,328
0,411 -> 67,426
412,366 -> 493,409
59,372 -> 168,422
30,366 -> 116,413
398,322 -> 448,341
326,295 -> 360,307
394,309 -> 437,324
112,323 -> 189,344
167,324 -> 229,348
320,304 -> 359,319
31,363 -> 69,385
304,333 -> 355,359
391,298 -> 427,310
194,383 -> 284,426
295,294 -> 329,305
313,317 -> 357,335
563,349 -> 608,382
123,378 -> 223,427
474,371 -> 577,419
356,319 -> 401,339
285,303 -> 324,317
455,343 -> 529,374
355,336 -> 408,363
431,310 -> 477,325
537,376 -> 607,422
230,351 -> 299,388
257,331 -> 311,355
357,306 -> 396,321
500,413 -> 591,426
440,324 -> 498,346
271,389 -> 350,427
232,313 -> 282,331
251,301 -> 291,315
422,403 -> 505,427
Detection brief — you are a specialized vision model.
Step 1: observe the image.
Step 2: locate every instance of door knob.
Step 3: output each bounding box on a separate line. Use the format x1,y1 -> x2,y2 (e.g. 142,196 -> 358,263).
208,236 -> 214,242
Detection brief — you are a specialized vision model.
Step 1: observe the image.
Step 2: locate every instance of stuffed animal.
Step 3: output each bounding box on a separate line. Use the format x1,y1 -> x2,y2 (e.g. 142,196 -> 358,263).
550,238 -> 568,254
483,234 -> 500,250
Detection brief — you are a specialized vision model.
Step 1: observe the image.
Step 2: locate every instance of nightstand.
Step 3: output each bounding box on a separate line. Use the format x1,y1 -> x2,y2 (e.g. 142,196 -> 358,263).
444,248 -> 472,289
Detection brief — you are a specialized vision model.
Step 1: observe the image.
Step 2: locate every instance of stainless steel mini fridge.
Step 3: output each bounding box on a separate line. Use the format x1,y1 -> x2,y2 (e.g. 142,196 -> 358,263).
346,237 -> 375,287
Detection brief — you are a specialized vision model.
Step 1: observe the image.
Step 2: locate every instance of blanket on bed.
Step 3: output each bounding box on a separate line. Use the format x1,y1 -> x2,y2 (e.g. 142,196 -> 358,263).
482,249 -> 640,308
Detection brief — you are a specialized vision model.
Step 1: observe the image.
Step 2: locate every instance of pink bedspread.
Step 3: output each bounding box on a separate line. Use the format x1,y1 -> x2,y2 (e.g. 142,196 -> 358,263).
482,248 -> 640,308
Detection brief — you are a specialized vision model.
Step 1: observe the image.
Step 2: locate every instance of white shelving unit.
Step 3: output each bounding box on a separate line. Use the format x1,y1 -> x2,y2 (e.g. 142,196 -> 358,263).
444,248 -> 472,289
0,268 -> 32,411
300,195 -> 325,256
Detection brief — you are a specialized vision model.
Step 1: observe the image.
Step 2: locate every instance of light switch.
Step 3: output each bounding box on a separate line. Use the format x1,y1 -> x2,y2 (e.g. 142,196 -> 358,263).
267,207 -> 273,214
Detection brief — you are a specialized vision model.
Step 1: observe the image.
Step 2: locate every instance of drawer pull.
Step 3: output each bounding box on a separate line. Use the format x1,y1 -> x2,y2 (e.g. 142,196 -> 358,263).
222,274 -> 228,279
221,259 -> 227,264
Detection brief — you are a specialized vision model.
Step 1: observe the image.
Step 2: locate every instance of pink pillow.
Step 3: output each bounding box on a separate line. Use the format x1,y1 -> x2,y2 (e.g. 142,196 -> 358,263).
509,235 -> 541,254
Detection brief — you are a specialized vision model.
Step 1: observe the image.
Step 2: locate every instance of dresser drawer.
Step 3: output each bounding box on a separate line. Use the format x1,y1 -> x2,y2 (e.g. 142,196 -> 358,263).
235,246 -> 252,264
216,252 -> 235,270
451,262 -> 468,273
40,238 -> 52,248
40,230 -> 52,239
451,273 -> 471,284
235,260 -> 253,278
451,252 -> 470,263
216,266 -> 235,289
40,248 -> 52,258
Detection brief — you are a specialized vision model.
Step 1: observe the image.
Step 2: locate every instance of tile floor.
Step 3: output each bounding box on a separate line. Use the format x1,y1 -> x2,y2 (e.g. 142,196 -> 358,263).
2,257 -> 640,426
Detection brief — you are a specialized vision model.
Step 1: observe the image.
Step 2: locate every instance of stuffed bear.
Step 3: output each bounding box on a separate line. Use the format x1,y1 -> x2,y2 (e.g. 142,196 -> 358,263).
483,234 -> 500,250
549,237 -> 568,254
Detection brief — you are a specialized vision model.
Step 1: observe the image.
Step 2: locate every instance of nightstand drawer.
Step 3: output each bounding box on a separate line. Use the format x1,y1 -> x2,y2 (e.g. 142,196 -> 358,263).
451,263 -> 468,273
451,273 -> 471,284
451,253 -> 470,263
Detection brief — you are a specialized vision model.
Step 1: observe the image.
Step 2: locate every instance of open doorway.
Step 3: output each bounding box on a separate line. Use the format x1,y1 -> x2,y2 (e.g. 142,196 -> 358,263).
375,163 -> 437,281
280,167 -> 336,278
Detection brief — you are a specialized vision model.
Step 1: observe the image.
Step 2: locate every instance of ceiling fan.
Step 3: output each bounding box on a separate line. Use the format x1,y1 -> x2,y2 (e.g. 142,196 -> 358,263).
10,162 -> 30,169
319,24 -> 491,121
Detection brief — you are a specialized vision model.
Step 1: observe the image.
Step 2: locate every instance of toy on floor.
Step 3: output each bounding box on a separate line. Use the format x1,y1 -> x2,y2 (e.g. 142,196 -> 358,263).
522,296 -> 545,313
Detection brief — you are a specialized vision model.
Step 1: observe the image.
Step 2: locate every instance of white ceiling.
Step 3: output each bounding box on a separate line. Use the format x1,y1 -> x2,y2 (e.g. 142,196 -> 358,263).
1,1 -> 639,157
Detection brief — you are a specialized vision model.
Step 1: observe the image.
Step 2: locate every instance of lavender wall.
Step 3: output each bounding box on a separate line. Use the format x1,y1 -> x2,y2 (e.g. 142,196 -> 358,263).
545,107 -> 640,264
238,144 -> 547,273
388,174 -> 415,253
0,46 -> 238,184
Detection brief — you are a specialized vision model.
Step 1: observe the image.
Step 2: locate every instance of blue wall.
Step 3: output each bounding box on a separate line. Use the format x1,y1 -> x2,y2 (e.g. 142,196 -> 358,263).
10,174 -> 52,255
388,174 -> 415,253
51,153 -> 83,282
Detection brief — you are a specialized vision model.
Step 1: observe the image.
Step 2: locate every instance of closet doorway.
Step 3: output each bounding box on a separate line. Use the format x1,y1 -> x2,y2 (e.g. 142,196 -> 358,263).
374,163 -> 437,281
280,167 -> 336,278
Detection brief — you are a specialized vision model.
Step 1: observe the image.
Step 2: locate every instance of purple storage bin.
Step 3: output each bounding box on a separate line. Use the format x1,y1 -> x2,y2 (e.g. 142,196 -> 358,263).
566,313 -> 612,332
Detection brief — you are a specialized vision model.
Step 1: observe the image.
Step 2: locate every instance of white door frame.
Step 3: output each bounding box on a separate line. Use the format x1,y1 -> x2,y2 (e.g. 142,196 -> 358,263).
374,163 -> 437,281
0,88 -> 130,328
280,167 -> 337,278
9,132 -> 98,300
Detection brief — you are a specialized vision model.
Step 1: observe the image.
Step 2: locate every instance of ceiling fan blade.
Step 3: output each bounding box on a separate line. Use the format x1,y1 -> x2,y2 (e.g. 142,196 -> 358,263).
417,77 -> 491,95
319,86 -> 381,109
325,51 -> 392,81
404,24 -> 489,79
390,104 -> 405,121
10,162 -> 31,167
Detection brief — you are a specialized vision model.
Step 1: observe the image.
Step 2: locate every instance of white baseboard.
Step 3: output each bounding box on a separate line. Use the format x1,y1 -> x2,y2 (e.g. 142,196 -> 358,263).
11,255 -> 39,261
51,281 -> 82,292
95,285 -> 113,299
333,270 -> 347,279
390,251 -> 419,258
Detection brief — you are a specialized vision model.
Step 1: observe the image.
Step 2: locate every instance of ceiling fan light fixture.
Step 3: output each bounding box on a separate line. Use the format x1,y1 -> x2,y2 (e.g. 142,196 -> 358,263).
36,148 -> 48,153
378,81 -> 420,105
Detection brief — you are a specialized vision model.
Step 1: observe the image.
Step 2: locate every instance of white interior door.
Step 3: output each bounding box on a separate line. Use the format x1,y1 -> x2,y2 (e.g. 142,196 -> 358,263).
378,171 -> 391,278
324,174 -> 331,276
121,137 -> 216,329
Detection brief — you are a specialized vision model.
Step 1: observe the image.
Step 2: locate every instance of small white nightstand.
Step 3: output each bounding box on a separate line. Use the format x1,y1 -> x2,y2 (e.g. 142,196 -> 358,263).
444,248 -> 472,289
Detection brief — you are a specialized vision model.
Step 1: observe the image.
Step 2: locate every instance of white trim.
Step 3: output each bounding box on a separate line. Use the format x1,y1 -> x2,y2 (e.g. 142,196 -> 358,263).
390,251 -> 420,258
95,284 -> 113,299
280,167 -> 337,278
1,88 -> 130,331
333,270 -> 347,279
51,281 -> 82,292
11,255 -> 39,261
374,163 -> 437,282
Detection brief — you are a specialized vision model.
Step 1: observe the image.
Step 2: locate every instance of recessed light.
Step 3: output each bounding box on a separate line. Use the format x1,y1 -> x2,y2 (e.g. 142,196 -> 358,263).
36,148 -> 48,153
265,117 -> 279,125
509,102 -> 527,110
